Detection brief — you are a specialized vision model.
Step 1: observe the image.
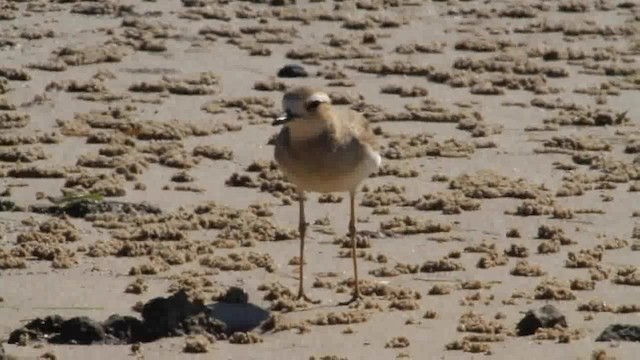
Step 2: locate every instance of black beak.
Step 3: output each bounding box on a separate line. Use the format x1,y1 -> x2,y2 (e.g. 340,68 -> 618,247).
272,114 -> 289,126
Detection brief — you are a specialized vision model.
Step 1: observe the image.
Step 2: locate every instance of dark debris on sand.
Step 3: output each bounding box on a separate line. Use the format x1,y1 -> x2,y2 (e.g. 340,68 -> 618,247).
8,289 -> 266,346
516,304 -> 568,336
28,199 -> 161,218
596,324 -> 640,342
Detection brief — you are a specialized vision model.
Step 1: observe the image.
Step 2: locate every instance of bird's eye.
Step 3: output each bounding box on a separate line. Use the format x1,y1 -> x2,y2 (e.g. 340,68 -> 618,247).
306,100 -> 322,111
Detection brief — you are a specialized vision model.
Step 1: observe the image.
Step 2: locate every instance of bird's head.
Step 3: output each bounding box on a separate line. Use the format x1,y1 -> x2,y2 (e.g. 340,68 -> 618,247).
272,87 -> 332,126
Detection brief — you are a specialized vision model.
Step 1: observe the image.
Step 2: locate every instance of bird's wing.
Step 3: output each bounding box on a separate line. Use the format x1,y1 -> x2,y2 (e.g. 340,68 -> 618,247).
333,108 -> 378,151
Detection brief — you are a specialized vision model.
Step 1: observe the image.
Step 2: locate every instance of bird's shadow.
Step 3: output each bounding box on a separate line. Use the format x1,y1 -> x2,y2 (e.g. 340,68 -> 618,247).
293,301 -> 343,312
206,299 -> 341,333
205,301 -> 271,333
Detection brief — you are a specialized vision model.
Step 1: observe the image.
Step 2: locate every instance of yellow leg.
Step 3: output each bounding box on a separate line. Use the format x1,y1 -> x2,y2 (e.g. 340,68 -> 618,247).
340,190 -> 363,306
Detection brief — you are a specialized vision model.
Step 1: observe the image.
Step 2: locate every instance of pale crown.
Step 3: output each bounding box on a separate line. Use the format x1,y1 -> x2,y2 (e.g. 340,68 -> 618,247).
283,91 -> 331,118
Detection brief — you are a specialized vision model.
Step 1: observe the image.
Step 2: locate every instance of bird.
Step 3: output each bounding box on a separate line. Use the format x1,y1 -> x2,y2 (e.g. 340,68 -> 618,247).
272,86 -> 381,305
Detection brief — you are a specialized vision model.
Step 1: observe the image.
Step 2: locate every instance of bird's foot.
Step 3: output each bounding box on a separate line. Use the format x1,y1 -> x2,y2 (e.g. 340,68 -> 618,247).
338,293 -> 364,307
297,292 -> 321,304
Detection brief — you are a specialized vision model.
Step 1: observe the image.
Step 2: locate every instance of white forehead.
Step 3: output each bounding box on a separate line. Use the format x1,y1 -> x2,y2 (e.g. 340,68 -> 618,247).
307,92 -> 331,104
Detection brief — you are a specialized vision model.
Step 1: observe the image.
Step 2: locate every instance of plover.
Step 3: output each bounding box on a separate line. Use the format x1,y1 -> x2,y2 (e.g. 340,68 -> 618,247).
272,86 -> 381,305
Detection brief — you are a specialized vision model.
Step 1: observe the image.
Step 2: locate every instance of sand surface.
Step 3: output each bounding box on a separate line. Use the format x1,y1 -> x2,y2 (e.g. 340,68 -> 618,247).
1,0 -> 640,359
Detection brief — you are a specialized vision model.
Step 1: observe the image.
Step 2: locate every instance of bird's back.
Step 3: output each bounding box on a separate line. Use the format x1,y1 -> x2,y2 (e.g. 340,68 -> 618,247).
333,107 -> 378,151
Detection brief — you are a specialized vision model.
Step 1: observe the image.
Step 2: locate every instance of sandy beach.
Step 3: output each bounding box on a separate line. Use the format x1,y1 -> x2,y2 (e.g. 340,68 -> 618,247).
1,0 -> 639,359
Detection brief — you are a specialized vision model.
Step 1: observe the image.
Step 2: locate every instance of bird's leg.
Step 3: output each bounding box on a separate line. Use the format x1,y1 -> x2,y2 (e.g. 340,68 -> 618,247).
339,190 -> 364,306
297,191 -> 319,304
